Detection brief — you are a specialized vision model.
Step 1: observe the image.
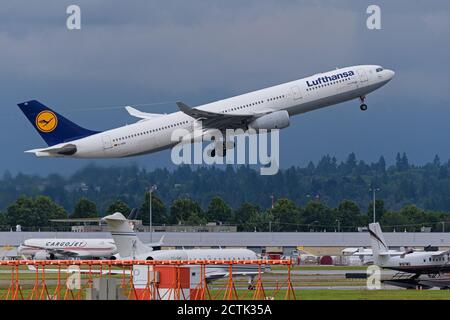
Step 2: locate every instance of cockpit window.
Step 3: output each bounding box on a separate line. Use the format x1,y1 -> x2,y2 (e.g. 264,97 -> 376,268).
376,67 -> 384,72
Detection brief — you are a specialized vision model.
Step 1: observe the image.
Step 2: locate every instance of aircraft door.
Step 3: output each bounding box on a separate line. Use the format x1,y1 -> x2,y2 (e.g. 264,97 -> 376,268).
291,86 -> 302,100
102,135 -> 113,150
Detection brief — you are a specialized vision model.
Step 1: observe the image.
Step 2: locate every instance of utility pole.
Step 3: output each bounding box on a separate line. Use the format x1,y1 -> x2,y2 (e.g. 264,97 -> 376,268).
442,221 -> 445,233
149,185 -> 157,242
336,219 -> 340,232
370,188 -> 380,223
269,221 -> 272,233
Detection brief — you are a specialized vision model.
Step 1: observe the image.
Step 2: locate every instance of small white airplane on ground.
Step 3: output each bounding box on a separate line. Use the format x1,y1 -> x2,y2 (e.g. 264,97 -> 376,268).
18,65 -> 394,158
102,212 -> 261,283
369,223 -> 450,289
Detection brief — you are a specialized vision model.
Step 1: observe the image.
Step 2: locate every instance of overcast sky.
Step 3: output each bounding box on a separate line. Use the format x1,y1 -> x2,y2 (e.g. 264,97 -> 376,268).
1,1 -> 450,175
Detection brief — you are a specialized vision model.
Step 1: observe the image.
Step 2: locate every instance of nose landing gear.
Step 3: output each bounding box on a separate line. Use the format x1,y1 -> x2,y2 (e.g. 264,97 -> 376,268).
359,96 -> 368,111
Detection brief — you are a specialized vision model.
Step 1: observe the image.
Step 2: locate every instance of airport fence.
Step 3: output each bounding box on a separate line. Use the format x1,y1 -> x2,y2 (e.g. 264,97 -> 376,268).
0,259 -> 296,300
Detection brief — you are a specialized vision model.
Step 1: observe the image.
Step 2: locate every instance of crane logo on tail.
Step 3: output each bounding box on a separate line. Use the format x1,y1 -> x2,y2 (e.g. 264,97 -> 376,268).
35,110 -> 58,133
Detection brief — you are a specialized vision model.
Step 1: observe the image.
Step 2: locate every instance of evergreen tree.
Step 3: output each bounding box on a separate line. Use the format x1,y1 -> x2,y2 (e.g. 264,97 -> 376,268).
72,197 -> 97,218
5,196 -> 67,229
335,200 -> 362,231
139,192 -> 168,224
206,196 -> 232,223
266,198 -> 300,231
367,199 -> 386,222
433,154 -> 441,167
233,203 -> 263,231
170,198 -> 204,225
106,200 -> 131,216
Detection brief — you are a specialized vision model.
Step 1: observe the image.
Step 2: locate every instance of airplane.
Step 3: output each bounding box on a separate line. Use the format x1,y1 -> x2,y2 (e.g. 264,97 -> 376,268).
102,212 -> 261,285
369,223 -> 450,289
17,238 -> 118,260
17,65 -> 394,158
18,209 -> 164,260
17,236 -> 166,260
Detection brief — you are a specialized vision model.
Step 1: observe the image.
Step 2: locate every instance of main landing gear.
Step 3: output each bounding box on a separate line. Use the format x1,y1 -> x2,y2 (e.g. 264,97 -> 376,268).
208,141 -> 235,158
359,96 -> 368,111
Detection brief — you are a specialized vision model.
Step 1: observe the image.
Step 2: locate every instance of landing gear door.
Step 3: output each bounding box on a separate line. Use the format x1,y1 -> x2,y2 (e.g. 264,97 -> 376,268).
102,135 -> 113,150
291,86 -> 302,100
357,69 -> 369,87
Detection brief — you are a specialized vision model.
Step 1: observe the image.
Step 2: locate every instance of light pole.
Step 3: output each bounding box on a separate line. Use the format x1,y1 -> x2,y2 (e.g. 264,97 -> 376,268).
336,219 -> 340,232
369,188 -> 380,223
149,184 -> 157,242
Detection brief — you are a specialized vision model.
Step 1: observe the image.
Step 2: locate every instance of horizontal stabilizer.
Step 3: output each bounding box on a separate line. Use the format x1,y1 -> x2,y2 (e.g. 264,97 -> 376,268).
25,144 -> 77,157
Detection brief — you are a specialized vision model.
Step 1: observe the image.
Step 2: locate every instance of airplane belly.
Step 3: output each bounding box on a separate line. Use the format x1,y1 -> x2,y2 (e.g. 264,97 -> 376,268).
288,82 -> 387,116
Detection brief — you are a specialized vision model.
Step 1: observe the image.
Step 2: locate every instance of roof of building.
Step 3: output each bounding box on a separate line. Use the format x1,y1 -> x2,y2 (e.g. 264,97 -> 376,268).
1,231 -> 449,248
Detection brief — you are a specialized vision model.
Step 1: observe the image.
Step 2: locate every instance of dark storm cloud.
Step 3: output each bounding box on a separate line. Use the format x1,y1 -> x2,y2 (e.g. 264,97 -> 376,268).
0,1 -> 450,173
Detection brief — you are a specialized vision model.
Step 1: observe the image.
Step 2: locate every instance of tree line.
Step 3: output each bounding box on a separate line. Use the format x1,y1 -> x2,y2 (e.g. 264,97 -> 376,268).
0,194 -> 449,232
1,152 -> 450,231
2,153 -> 450,214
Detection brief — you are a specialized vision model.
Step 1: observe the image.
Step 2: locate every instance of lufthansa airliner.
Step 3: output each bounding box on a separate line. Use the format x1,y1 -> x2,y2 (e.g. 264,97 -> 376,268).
17,65 -> 394,158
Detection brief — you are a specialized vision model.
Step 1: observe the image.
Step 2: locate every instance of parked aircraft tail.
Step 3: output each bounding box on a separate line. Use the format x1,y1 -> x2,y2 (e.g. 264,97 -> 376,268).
102,212 -> 150,259
368,222 -> 389,263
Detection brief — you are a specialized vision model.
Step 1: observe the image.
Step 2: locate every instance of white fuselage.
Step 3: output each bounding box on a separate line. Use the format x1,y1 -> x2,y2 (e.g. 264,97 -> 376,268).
41,65 -> 394,158
18,238 -> 117,259
377,251 -> 450,273
128,248 -> 260,280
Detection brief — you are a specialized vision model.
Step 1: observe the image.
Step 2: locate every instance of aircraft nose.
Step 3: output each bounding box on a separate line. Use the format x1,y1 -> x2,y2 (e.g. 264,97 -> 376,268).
386,69 -> 395,80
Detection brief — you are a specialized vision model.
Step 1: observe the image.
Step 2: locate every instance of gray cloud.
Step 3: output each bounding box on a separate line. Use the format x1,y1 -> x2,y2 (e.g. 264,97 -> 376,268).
0,1 -> 450,173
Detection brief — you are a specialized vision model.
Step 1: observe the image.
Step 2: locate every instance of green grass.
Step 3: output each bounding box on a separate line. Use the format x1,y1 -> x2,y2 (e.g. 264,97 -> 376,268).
207,289 -> 450,300
1,287 -> 449,300
295,289 -> 450,300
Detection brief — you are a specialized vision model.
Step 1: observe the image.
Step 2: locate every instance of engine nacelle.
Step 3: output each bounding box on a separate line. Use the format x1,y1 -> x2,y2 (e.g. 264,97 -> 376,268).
248,110 -> 290,130
33,250 -> 55,260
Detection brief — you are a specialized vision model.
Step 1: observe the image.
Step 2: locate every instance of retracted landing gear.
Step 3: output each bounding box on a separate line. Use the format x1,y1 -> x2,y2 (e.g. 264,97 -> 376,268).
359,96 -> 368,111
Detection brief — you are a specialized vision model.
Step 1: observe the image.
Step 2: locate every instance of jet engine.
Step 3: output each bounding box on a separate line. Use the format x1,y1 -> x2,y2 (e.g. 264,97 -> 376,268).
33,250 -> 56,260
248,110 -> 290,130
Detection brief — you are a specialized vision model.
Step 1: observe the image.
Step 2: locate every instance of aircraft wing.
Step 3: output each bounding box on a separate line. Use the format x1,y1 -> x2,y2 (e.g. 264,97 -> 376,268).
125,106 -> 165,120
143,235 -> 165,251
45,248 -> 82,258
25,144 -> 77,157
176,101 -> 267,130
378,252 -> 396,256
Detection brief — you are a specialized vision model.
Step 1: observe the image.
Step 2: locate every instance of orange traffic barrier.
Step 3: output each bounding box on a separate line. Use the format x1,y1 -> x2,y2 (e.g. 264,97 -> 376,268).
0,259 -> 296,300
